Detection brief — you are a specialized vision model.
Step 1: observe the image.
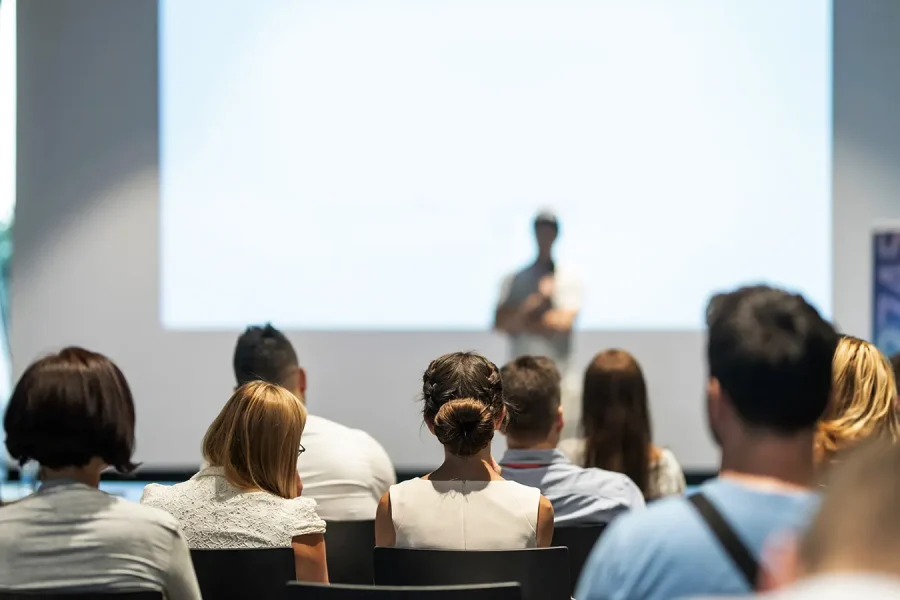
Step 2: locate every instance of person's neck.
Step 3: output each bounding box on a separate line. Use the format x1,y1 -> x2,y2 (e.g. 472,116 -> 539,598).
718,431 -> 816,491
506,435 -> 557,451
430,446 -> 498,481
536,253 -> 553,268
41,464 -> 104,488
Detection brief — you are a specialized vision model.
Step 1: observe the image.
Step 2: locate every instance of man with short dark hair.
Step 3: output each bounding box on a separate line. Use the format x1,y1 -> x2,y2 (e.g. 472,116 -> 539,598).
233,325 -> 396,520
499,355 -> 644,526
576,285 -> 839,600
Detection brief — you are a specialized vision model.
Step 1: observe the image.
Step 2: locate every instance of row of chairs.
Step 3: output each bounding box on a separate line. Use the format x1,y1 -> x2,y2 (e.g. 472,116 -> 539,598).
0,583 -> 523,600
324,520 -> 605,592
0,523 -> 606,600
195,546 -> 570,599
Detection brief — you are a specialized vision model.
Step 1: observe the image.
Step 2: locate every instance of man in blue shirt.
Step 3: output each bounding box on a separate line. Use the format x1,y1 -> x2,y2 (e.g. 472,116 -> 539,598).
499,355 -> 645,525
576,285 -> 838,599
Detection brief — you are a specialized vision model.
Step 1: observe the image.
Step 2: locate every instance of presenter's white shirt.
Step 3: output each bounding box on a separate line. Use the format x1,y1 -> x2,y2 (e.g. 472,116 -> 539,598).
296,414 -> 397,521
497,263 -> 582,370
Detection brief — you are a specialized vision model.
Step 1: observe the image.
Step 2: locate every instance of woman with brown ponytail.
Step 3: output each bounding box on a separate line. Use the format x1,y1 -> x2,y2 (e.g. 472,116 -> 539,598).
375,351 -> 554,549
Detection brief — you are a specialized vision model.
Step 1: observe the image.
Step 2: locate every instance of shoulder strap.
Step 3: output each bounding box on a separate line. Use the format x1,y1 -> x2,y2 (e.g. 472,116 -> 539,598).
688,492 -> 759,588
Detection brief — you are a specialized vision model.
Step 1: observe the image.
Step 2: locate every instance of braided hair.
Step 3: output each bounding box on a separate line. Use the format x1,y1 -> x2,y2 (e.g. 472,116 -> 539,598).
422,352 -> 505,456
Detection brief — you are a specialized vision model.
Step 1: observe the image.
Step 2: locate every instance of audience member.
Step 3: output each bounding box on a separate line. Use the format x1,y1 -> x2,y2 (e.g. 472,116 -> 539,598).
498,355 -> 645,525
0,347 -> 201,599
142,381 -> 328,582
375,351 -> 555,549
815,336 -> 900,465
559,349 -> 685,500
576,285 -> 839,600
712,441 -> 900,598
233,324 -> 395,520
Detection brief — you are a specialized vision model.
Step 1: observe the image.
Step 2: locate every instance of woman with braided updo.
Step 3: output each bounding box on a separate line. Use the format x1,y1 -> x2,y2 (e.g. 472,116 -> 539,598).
375,351 -> 554,549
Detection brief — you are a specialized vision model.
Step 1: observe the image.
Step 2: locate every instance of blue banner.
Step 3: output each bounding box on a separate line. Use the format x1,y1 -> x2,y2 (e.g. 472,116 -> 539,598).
873,231 -> 900,356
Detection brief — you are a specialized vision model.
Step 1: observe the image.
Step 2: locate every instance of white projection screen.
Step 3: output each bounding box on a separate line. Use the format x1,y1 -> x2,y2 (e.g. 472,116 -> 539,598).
156,0 -> 832,470
160,0 -> 831,332
12,0 -> 835,472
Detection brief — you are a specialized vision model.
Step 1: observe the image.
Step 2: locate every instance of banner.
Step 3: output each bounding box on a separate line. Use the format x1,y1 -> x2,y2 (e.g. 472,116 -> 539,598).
872,228 -> 900,357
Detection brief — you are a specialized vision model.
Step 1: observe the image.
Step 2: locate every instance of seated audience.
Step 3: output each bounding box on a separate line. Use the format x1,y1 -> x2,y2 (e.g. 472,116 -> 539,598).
142,381 -> 328,583
559,348 -> 686,500
815,336 -> 900,465
375,351 -> 555,549
233,324 -> 395,520
576,285 -> 838,600
715,441 -> 900,598
498,355 -> 645,525
0,347 -> 201,599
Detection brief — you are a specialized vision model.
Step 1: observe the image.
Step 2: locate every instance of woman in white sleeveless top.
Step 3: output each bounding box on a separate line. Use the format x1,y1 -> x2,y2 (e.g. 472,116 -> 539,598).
376,352 -> 554,549
142,381 -> 328,582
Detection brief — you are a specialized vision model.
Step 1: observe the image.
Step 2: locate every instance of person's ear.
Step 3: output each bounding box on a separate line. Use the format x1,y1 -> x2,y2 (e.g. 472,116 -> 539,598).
495,406 -> 508,432
556,405 -> 564,433
296,367 -> 308,396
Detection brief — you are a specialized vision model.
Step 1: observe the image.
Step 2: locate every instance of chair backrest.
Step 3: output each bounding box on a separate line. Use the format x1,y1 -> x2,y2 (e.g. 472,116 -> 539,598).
323,520 -> 375,584
550,524 -> 607,594
0,593 -> 162,600
373,547 -> 569,600
190,547 -> 294,600
287,582 -> 522,599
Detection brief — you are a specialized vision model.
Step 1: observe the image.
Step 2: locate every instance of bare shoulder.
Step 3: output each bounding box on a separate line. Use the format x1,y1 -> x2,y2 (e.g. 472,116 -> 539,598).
538,494 -> 555,518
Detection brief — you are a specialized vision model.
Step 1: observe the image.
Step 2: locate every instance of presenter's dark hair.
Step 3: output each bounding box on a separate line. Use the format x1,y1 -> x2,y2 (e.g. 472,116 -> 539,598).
706,285 -> 838,432
581,349 -> 652,496
5,347 -> 137,472
501,356 -> 561,441
422,352 -> 504,456
234,324 -> 298,389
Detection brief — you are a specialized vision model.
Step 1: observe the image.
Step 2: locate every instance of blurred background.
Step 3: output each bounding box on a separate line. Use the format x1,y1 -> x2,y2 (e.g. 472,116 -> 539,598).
2,0 -> 900,500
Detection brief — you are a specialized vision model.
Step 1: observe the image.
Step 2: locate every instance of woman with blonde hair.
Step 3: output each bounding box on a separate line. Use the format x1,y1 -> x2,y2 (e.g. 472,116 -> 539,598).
142,381 -> 327,582
815,336 -> 900,464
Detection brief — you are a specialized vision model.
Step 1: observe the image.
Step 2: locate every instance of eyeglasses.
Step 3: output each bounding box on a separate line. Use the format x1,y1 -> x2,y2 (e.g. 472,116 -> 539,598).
298,443 -> 306,457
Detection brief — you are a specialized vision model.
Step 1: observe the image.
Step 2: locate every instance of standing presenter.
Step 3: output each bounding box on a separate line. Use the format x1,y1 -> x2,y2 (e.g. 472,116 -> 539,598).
494,211 -> 583,436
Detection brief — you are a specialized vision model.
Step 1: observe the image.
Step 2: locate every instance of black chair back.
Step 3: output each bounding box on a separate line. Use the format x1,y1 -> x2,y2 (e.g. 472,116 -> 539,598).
324,520 -> 375,584
0,593 -> 161,600
373,547 -> 569,600
287,582 -> 521,599
551,524 -> 607,594
190,547 -> 294,600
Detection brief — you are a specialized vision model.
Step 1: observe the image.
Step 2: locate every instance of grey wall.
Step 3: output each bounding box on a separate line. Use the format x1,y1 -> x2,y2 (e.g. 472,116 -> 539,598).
13,0 -> 900,471
833,0 -> 900,337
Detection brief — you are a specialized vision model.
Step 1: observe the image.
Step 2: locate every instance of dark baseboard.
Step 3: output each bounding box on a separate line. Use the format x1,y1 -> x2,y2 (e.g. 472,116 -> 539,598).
6,467 -> 720,485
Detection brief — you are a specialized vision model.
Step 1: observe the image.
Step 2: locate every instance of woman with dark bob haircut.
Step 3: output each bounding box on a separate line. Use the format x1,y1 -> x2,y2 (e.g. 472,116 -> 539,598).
0,347 -> 201,599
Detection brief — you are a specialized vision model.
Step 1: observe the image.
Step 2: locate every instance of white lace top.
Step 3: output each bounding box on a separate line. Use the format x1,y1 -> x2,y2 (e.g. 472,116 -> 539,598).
141,467 -> 326,549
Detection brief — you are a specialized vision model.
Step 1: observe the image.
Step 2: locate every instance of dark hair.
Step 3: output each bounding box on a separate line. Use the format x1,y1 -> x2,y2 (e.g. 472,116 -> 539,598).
706,285 -> 839,432
581,349 -> 652,496
501,356 -> 561,441
422,352 -> 504,456
4,347 -> 137,472
233,324 -> 299,389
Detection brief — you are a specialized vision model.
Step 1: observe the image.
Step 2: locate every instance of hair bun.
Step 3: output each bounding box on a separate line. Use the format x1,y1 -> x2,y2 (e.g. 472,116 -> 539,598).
432,398 -> 494,456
